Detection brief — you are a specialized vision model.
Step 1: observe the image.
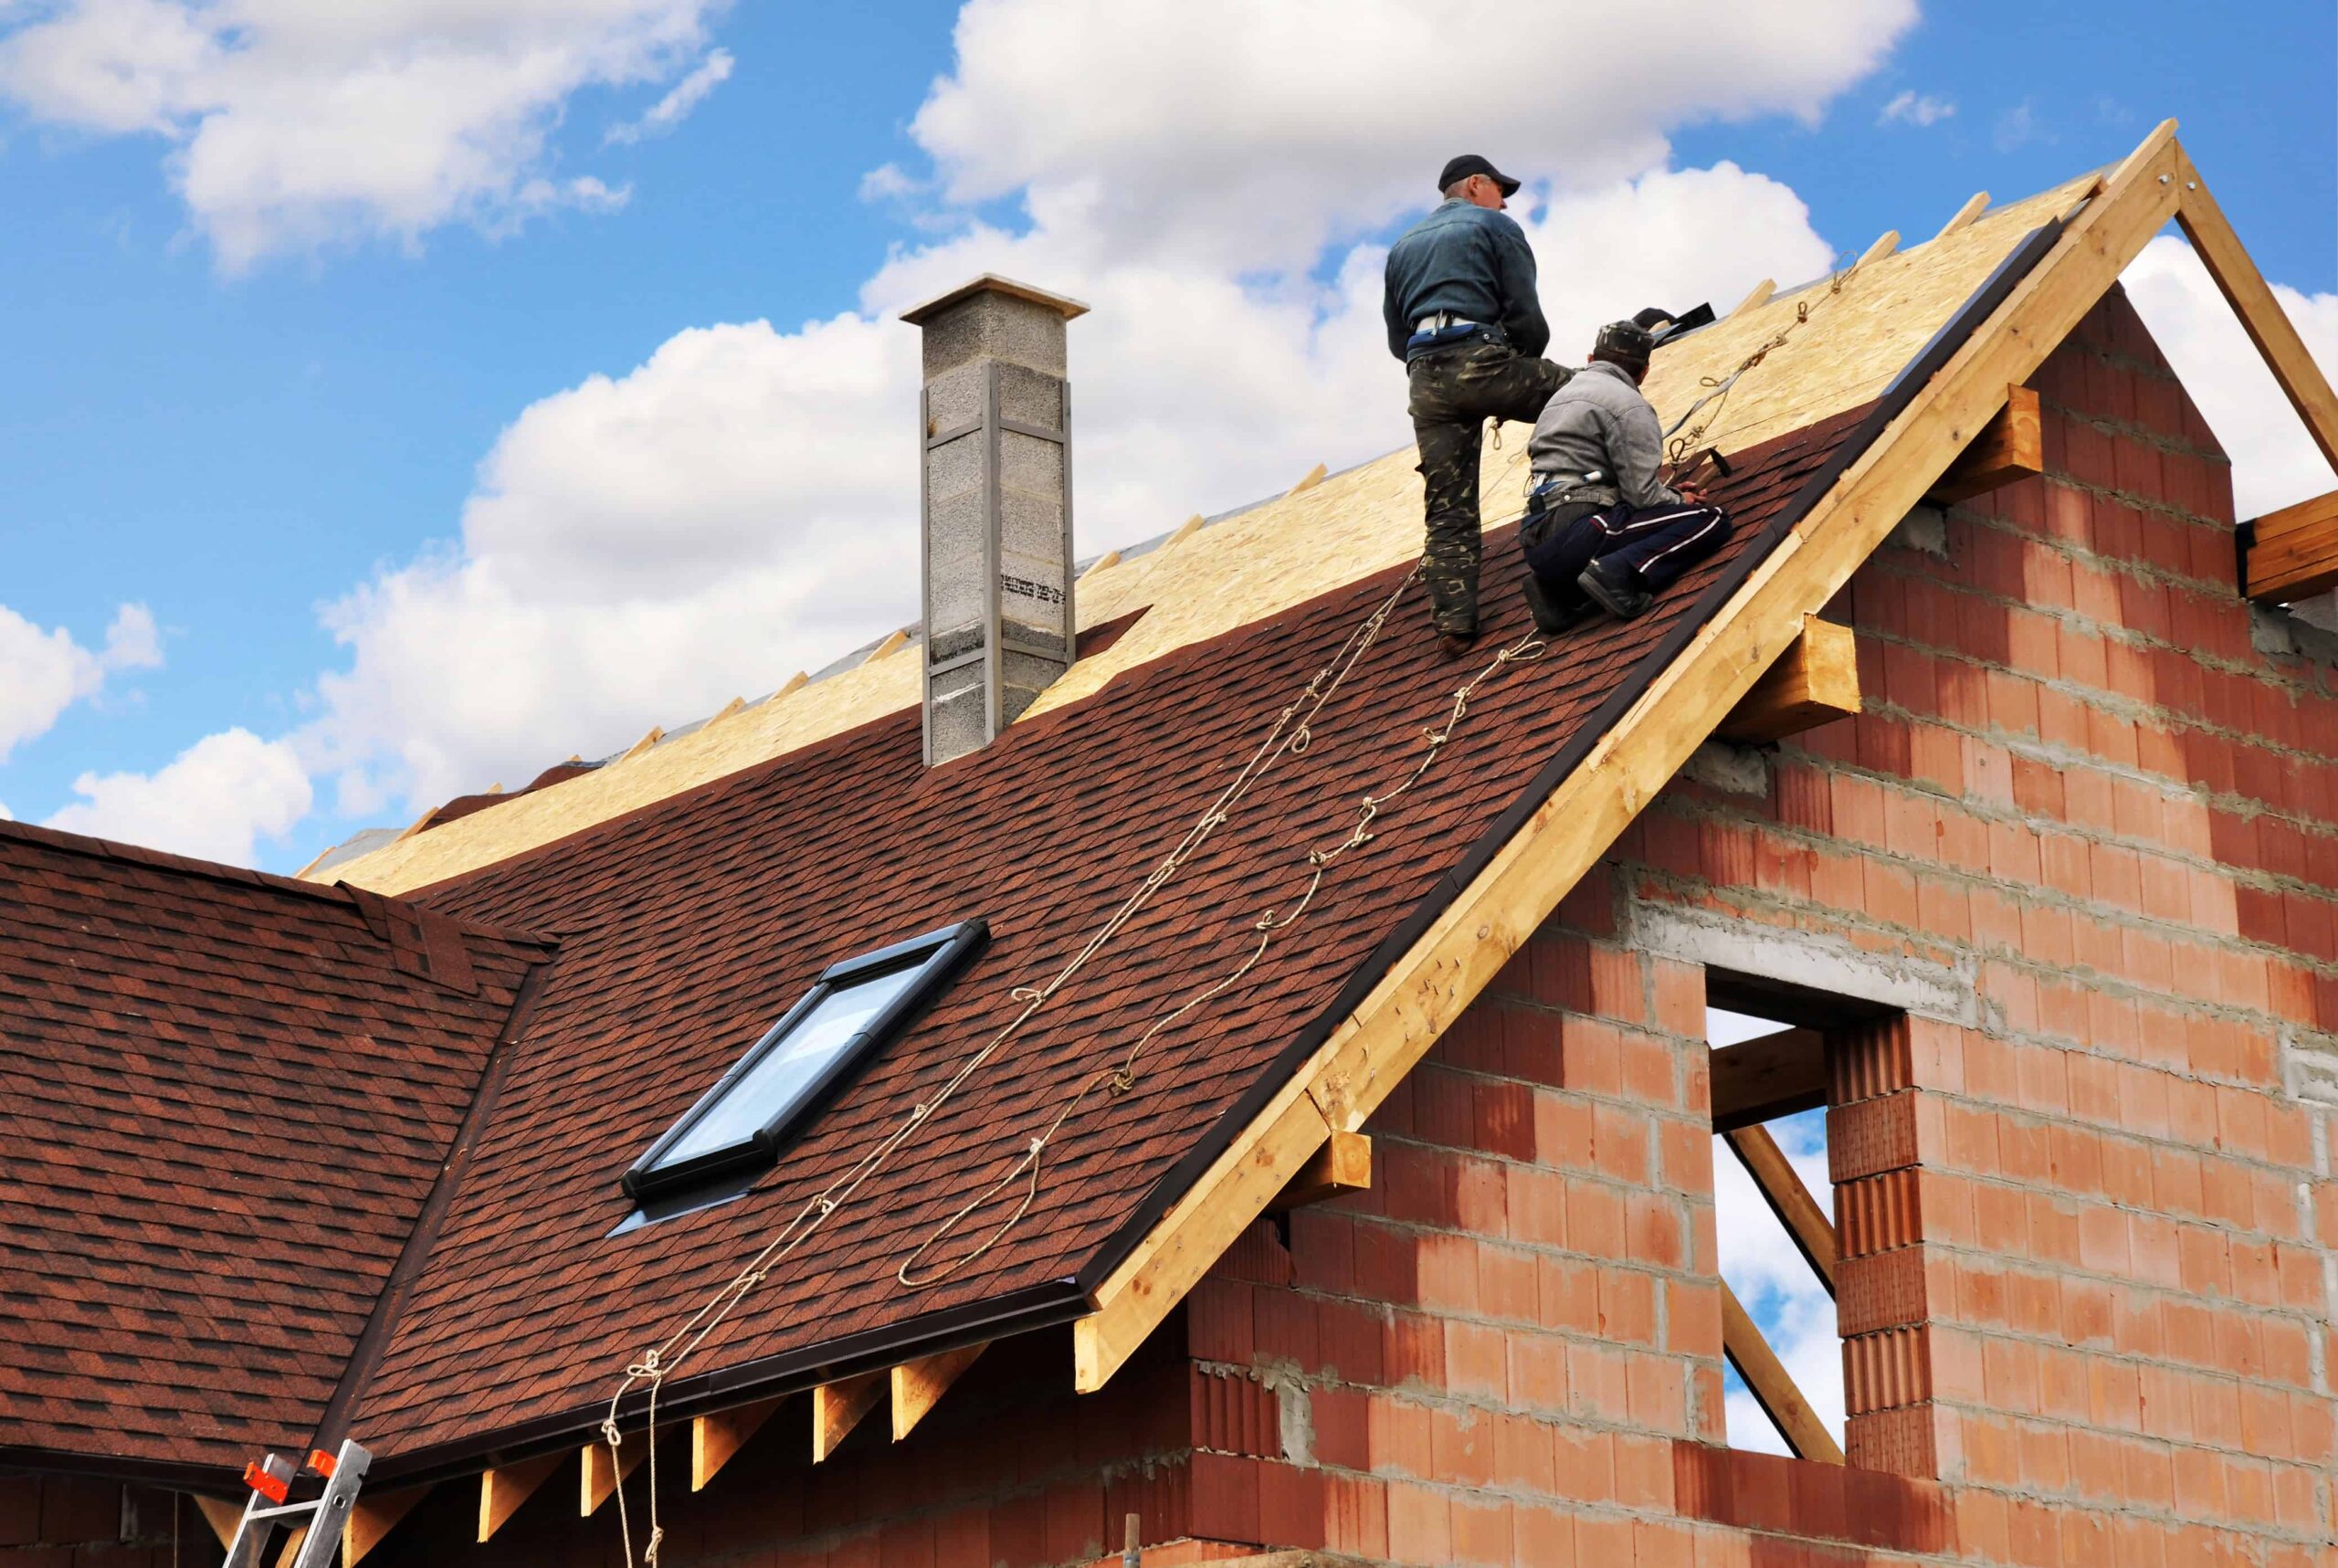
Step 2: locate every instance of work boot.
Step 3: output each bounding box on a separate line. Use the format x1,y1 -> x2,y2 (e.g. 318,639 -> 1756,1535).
1520,574 -> 1596,637
1437,628 -> 1479,658
1578,557 -> 1653,620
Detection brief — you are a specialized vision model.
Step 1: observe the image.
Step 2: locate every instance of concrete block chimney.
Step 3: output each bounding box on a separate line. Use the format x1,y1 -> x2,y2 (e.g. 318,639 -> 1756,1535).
901,275 -> 1089,766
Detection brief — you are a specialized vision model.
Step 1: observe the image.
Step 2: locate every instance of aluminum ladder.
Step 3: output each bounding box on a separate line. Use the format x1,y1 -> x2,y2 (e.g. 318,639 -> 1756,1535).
220,1439 -> 371,1568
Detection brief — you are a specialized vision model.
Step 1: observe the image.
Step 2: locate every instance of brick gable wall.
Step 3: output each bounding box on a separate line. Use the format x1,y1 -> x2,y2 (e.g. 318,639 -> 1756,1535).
154,285 -> 2331,1568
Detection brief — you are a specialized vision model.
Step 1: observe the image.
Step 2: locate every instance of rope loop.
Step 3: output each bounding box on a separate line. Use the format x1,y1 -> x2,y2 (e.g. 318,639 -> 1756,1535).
602,1418 -> 624,1447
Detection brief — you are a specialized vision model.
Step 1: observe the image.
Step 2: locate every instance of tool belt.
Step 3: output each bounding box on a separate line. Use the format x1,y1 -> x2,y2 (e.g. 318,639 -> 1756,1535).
1526,472 -> 1622,514
1406,314 -> 1508,354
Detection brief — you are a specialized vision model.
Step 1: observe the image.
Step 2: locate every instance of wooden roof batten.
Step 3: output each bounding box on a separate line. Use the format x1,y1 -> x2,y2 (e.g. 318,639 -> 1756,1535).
1068,120 -> 2287,1394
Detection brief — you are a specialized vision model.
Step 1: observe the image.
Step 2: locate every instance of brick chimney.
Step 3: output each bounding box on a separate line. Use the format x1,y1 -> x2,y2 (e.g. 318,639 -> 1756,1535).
900,275 -> 1090,765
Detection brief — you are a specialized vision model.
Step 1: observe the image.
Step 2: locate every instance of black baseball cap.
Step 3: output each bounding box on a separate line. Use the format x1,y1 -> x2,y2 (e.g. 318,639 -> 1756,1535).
1438,154 -> 1521,196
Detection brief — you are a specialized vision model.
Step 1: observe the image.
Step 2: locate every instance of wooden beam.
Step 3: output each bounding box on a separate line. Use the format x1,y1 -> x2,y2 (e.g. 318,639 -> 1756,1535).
1714,615 -> 1859,744
477,1452 -> 562,1542
1068,120 -> 2187,1396
1286,463 -> 1328,497
581,1438 -> 645,1517
1858,229 -> 1901,268
620,726 -> 664,761
1722,1279 -> 1845,1464
1722,1124 -> 1837,1291
891,1343 -> 988,1441
774,670 -> 809,700
1080,548 -> 1123,580
2242,488 -> 2338,603
1710,1027 -> 1827,1131
1164,513 -> 1206,549
1732,278 -> 1775,316
867,628 -> 911,662
692,1394 -> 784,1490
2174,150 -> 2338,472
813,1372 -> 883,1462
342,1485 -> 431,1568
711,695 -> 747,722
194,1496 -> 242,1552
1925,384 -> 2042,504
1268,1128 -> 1372,1211
1935,190 -> 1990,241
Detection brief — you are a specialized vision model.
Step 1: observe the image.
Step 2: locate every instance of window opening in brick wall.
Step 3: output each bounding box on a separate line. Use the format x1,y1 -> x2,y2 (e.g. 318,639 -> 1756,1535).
1707,1003 -> 1846,1460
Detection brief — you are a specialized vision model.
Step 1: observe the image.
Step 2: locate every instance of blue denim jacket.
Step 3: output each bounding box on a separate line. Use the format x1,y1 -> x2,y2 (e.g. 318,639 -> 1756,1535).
1381,199 -> 1550,362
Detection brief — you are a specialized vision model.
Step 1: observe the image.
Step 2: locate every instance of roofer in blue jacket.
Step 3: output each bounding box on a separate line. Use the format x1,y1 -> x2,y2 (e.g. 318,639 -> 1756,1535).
1384,154 -> 1572,656
1516,318 -> 1731,632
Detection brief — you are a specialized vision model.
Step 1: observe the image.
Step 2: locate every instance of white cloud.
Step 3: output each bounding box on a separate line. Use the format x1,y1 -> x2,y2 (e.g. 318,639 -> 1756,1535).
0,601 -> 163,763
0,0 -> 728,268
1993,99 -> 2049,153
605,44 -> 729,143
45,726 -> 311,865
2122,236 -> 2338,519
1877,89 -> 1954,127
907,0 -> 1917,270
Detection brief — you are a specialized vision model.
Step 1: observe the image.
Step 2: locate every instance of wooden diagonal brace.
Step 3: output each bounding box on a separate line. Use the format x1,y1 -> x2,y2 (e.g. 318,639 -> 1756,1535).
1722,1123 -> 1838,1292
580,1439 -> 644,1517
1924,384 -> 2041,505
343,1486 -> 431,1568
1721,1279 -> 1844,1464
693,1395 -> 784,1490
892,1343 -> 988,1441
813,1372 -> 883,1461
1714,617 -> 1859,745
479,1453 -> 562,1542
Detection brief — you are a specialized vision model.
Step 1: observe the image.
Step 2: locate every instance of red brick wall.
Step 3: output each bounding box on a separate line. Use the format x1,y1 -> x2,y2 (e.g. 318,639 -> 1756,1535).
312,285 -> 2336,1568
0,1472 -> 205,1568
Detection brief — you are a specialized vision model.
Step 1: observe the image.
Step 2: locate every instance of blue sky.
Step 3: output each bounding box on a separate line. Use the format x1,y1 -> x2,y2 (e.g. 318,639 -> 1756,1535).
1,0 -> 2333,879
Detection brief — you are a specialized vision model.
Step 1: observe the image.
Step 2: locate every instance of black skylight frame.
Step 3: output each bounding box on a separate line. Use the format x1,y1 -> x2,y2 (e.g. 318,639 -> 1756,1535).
621,919 -> 988,1205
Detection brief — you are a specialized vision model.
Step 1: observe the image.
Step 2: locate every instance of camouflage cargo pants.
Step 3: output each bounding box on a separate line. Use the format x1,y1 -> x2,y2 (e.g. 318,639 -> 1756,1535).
1408,339 -> 1572,634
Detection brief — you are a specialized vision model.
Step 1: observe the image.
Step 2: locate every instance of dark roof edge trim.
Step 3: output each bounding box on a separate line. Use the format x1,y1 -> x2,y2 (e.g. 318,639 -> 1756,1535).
313,952 -> 561,1454
367,1279 -> 1085,1487
1075,213 -> 2071,1298
0,1444 -> 245,1496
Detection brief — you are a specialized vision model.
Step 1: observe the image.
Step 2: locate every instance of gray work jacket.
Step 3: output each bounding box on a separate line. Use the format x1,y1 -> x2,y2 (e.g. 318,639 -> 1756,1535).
1381,199 -> 1550,362
1526,360 -> 1680,509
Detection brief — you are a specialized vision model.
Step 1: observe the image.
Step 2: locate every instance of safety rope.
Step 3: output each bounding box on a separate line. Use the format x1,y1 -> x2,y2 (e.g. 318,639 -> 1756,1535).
602,562 -> 1543,1568
1663,253 -> 1866,468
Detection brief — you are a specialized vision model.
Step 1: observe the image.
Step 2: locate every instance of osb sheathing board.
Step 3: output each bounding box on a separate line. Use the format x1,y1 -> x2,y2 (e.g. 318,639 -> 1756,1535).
322,170 -> 2098,898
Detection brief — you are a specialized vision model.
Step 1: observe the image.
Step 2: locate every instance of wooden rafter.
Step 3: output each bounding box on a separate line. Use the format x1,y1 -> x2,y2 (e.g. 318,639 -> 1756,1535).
194,1496 -> 242,1551
1858,230 -> 1901,268
1722,1124 -> 1838,1291
479,1452 -> 562,1542
1709,1027 -> 1827,1131
2173,148 -> 2338,473
1732,278 -> 1775,316
1068,120 -> 2189,1396
1286,463 -> 1329,497
1269,1128 -> 1372,1211
692,1394 -> 784,1490
892,1342 -> 988,1441
1721,1279 -> 1844,1464
1713,616 -> 1860,745
2241,489 -> 2338,603
1924,384 -> 2042,504
813,1372 -> 883,1461
1934,190 -> 1989,240
580,1438 -> 645,1517
342,1486 -> 431,1568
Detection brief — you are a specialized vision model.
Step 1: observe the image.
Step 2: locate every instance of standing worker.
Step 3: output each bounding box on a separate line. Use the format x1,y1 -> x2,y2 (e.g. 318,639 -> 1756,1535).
1516,319 -> 1731,631
1384,154 -> 1571,655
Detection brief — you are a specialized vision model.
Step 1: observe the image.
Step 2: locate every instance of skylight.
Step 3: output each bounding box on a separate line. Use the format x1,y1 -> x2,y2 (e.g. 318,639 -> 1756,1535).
622,920 -> 987,1205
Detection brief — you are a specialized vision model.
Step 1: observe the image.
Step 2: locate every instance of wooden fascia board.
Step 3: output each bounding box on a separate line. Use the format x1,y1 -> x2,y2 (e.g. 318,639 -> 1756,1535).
1721,1280 -> 1844,1463
478,1452 -> 563,1542
2243,489 -> 2338,602
343,1485 -> 431,1568
1923,384 -> 2042,505
1068,120 -> 2185,1395
1713,616 -> 1860,745
1722,1123 -> 1838,1291
2172,149 -> 2338,474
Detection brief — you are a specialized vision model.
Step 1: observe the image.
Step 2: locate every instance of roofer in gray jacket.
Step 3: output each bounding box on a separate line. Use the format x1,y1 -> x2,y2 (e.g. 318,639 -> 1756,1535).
1516,318 -> 1731,631
1383,154 -> 1571,655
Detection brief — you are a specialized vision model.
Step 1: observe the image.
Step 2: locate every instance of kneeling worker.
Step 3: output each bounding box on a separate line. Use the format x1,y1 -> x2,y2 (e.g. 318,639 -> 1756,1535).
1519,319 -> 1730,630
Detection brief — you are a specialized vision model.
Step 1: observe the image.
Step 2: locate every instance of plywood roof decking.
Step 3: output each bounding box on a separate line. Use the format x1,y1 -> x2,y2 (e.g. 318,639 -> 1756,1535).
318,169 -> 2098,899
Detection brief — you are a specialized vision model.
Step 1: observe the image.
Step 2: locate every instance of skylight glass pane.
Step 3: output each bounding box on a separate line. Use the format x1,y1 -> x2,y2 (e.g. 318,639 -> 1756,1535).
649,963 -> 922,1171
